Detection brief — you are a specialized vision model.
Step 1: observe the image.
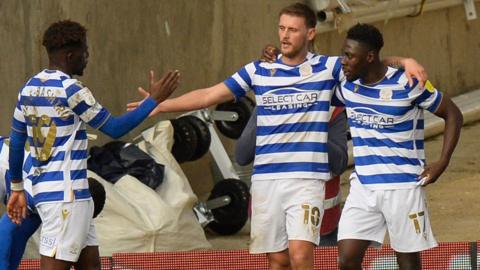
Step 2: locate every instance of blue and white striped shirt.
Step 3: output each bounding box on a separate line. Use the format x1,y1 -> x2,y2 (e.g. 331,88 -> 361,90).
225,53 -> 342,181
12,69 -> 110,205
334,67 -> 443,189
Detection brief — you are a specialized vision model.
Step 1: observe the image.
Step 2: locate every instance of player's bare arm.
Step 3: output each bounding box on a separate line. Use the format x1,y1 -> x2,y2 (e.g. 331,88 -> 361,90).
420,93 -> 463,186
382,56 -> 428,88
260,45 -> 428,87
126,82 -> 235,116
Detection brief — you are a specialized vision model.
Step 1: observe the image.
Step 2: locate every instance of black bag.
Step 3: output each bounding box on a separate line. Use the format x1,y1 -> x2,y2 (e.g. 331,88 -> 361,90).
88,141 -> 165,190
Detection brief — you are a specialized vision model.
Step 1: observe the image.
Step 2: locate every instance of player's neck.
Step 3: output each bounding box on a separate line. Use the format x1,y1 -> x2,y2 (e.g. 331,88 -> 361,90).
362,63 -> 387,85
281,50 -> 308,66
48,62 -> 71,76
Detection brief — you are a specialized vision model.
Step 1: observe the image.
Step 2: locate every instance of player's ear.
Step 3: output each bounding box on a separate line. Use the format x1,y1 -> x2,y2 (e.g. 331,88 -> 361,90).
366,50 -> 375,63
307,27 -> 316,42
65,50 -> 74,64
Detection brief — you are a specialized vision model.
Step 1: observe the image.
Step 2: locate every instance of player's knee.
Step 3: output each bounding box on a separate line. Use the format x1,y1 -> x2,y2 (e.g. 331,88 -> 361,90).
396,252 -> 421,270
88,260 -> 101,270
268,252 -> 290,269
75,258 -> 101,270
289,250 -> 312,267
338,252 -> 362,270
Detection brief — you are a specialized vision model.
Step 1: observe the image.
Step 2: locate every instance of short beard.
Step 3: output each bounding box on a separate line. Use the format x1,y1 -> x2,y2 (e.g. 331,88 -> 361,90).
281,47 -> 304,59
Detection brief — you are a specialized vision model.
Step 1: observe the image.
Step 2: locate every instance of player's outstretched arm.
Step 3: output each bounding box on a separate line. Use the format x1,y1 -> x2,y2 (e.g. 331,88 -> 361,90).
420,94 -> 463,186
97,70 -> 179,139
126,82 -> 235,116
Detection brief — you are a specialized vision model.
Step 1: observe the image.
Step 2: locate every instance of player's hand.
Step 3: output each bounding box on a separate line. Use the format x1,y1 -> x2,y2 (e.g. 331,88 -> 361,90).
260,44 -> 280,63
126,87 -> 150,112
147,70 -> 180,104
7,190 -> 28,225
127,70 -> 179,115
418,159 -> 448,186
402,58 -> 428,88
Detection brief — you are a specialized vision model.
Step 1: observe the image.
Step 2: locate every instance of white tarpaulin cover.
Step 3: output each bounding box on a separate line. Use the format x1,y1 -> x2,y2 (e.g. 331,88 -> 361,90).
26,121 -> 211,257
93,120 -> 211,255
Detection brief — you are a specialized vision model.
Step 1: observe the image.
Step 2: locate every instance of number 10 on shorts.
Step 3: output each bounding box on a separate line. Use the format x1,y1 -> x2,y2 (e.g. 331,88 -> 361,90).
302,204 -> 320,226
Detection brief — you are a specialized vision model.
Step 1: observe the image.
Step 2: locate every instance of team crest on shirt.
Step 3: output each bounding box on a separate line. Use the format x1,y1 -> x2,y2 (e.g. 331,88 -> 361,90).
270,69 -> 276,77
299,63 -> 312,77
380,89 -> 393,100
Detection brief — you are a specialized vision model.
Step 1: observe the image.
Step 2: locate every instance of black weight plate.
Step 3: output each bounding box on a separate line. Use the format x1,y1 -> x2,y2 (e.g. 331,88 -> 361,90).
207,179 -> 250,235
179,115 -> 211,161
215,96 -> 255,139
170,118 -> 198,163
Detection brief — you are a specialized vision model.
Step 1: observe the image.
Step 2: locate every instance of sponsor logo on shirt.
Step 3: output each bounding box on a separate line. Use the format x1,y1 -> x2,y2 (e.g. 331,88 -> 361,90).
347,107 -> 395,129
259,89 -> 321,111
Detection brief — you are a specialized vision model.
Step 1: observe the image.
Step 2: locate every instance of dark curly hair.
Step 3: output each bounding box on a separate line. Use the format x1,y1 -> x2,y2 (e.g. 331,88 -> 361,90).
346,23 -> 384,52
42,20 -> 87,53
279,3 -> 317,28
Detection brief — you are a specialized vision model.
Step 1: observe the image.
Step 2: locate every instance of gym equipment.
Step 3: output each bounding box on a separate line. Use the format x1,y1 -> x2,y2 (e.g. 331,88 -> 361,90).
194,178 -> 250,235
214,96 -> 255,139
171,115 -> 211,162
170,117 -> 198,163
170,109 -> 251,235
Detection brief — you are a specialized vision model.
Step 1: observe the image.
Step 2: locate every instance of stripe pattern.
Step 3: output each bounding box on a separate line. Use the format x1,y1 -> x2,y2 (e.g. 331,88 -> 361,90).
12,69 -> 110,205
335,67 -> 443,189
224,53 -> 342,181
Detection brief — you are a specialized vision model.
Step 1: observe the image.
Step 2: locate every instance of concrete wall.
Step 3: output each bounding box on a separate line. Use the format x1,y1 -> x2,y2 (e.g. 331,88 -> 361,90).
314,5 -> 480,97
0,0 -> 479,196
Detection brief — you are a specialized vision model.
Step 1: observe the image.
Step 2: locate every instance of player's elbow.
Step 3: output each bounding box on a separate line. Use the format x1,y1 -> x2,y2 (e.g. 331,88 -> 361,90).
448,102 -> 463,128
455,107 -> 464,126
330,155 -> 348,176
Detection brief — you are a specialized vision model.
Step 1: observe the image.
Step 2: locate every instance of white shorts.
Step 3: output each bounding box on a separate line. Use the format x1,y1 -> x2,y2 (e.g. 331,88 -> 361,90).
37,199 -> 98,262
249,179 -> 325,254
338,174 -> 438,252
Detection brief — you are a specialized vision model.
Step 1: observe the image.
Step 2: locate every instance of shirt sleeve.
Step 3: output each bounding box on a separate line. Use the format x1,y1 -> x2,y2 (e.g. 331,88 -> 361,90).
327,110 -> 348,176
410,80 -> 443,113
65,80 -> 111,129
223,62 -> 257,99
11,94 -> 27,134
98,97 -> 158,139
331,85 -> 345,107
8,129 -> 27,181
331,56 -> 344,83
235,107 -> 257,166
